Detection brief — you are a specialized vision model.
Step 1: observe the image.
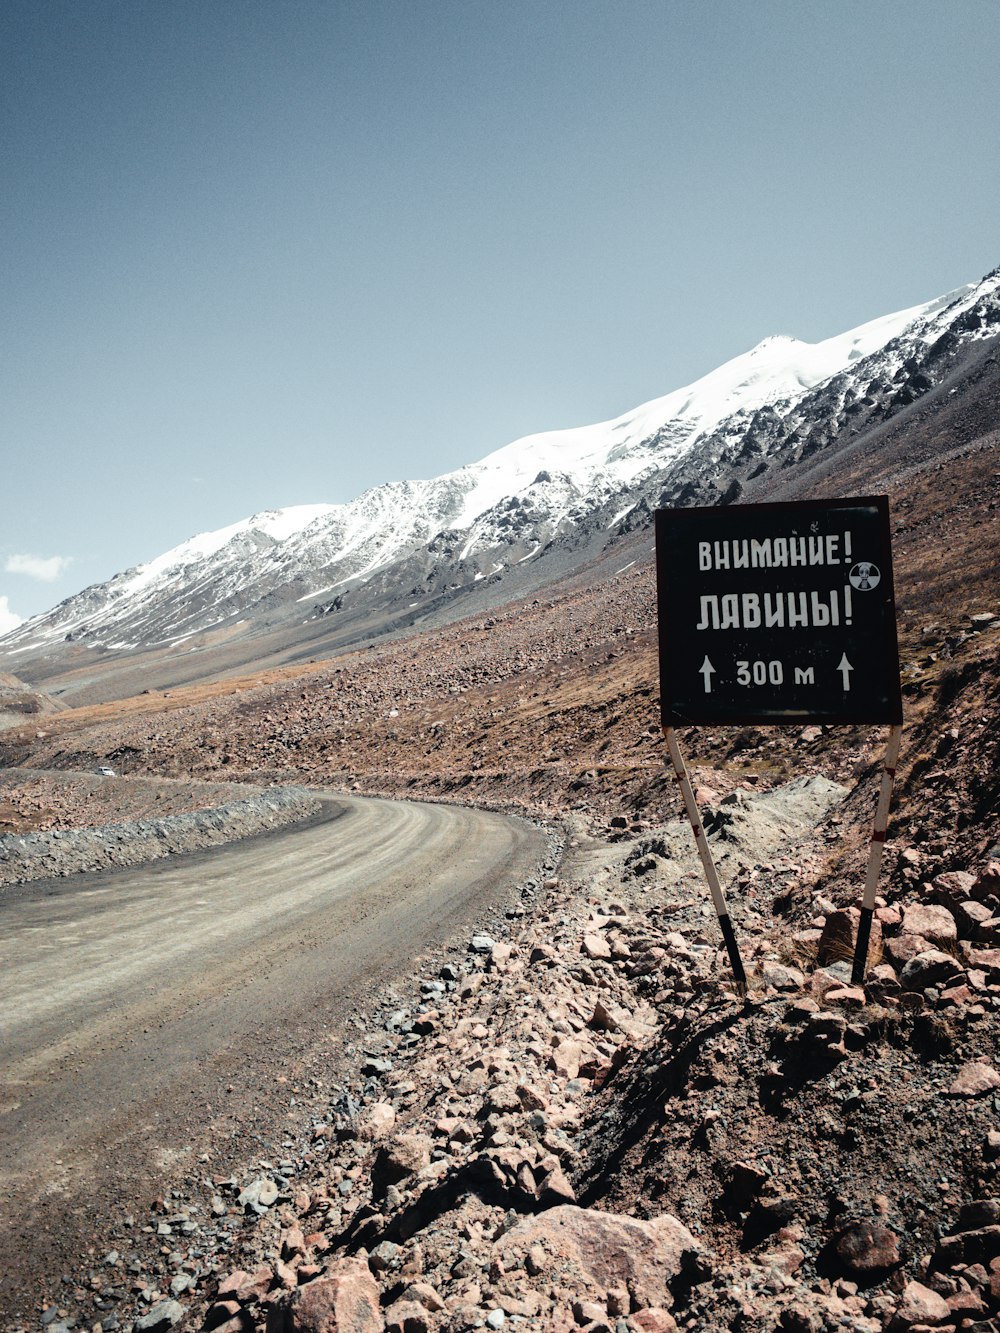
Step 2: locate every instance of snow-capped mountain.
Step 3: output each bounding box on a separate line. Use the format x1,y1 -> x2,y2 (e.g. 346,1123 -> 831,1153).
4,266 -> 999,660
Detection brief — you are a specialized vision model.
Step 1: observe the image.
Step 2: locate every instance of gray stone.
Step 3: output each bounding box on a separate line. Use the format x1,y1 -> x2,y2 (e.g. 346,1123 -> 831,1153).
133,1299 -> 185,1331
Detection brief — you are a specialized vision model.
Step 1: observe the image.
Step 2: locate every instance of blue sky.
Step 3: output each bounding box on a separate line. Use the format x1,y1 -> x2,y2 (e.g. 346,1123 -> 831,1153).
3,0 -> 998,628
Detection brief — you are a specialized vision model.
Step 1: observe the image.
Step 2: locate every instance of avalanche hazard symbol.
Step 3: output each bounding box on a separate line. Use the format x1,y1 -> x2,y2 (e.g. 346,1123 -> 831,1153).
655,496 -> 903,726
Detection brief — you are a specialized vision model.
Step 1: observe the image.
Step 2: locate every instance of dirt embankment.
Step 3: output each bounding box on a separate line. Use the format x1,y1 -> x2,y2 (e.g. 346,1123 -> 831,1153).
0,769 -> 323,887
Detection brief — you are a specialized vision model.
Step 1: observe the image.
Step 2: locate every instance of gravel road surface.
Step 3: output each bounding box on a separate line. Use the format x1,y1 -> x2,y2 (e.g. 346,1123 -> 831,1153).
0,792 -> 549,1320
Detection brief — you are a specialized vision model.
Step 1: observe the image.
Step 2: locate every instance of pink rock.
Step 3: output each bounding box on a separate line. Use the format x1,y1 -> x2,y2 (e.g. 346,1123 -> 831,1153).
289,1258 -> 381,1332
217,1271 -> 250,1298
630,1311 -> 679,1332
498,1205 -> 703,1309
901,903 -> 958,947
382,1299 -> 429,1333
884,934 -> 933,967
950,899 -> 993,940
550,1039 -> 585,1080
489,941 -> 513,970
834,1220 -> 900,1273
582,932 -> 612,961
973,862 -> 1000,899
282,1229 -> 306,1261
403,1281 -> 446,1311
358,1100 -> 396,1141
948,1062 -> 1000,1097
933,869 -> 977,901
372,1133 -> 432,1194
895,1279 -> 951,1324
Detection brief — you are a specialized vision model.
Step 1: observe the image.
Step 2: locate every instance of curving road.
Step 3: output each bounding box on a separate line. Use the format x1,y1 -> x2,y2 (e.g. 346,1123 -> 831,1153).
0,792 -> 549,1319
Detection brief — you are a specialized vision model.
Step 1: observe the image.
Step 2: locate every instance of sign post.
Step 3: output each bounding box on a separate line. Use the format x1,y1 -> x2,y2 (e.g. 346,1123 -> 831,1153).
655,497 -> 903,987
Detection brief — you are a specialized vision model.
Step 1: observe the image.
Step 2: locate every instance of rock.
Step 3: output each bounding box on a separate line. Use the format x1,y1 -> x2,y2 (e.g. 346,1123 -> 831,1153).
582,932 -> 612,961
489,940 -> 513,970
217,1270 -> 250,1298
358,1100 -> 396,1140
282,1229 -> 306,1261
368,1240 -> 400,1273
884,934 -> 934,967
899,950 -> 965,992
372,1133 -> 432,1195
238,1177 -> 279,1212
834,1220 -> 900,1274
973,862 -> 1000,899
932,1224 -> 1000,1268
362,1055 -> 393,1076
932,870 -> 977,903
205,1303 -> 245,1332
470,934 -> 497,953
759,962 -> 805,991
824,986 -> 866,1009
573,1299 -> 606,1324
817,909 -> 880,967
949,900 -> 994,940
901,903 -> 958,947
133,1300 -> 186,1331
947,1063 -> 1000,1097
894,1280 -> 950,1324
537,1163 -> 577,1206
403,1281 -> 446,1312
629,1312 -> 679,1333
551,1039 -> 587,1080
498,1205 -> 704,1309
288,1258 -> 381,1332
382,1298 -> 430,1333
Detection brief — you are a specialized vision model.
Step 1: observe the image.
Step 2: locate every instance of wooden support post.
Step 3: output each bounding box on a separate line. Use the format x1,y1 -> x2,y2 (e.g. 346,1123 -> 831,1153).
851,724 -> 903,985
664,727 -> 748,994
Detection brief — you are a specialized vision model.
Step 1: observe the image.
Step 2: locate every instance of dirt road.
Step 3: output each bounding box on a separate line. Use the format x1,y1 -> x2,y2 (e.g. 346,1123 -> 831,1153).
0,793 -> 550,1320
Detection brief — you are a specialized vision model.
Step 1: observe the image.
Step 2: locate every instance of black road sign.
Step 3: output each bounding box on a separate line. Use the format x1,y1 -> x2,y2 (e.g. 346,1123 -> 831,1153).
656,496 -> 903,726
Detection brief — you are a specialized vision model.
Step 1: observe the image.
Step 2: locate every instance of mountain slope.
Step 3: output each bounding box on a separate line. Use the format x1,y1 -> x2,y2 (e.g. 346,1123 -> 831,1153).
3,267 -> 998,673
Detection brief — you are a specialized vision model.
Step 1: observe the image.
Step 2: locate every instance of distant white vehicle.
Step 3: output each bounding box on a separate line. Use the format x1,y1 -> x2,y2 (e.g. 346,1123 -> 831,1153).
96,766 -> 117,777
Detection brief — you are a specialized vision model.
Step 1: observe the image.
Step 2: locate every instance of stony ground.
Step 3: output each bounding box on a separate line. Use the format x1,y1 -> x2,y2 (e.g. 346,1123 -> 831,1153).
10,768 -> 1000,1333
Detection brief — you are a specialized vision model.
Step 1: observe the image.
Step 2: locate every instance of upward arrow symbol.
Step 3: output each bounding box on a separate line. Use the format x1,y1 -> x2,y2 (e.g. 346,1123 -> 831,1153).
837,653 -> 854,690
699,656 -> 716,693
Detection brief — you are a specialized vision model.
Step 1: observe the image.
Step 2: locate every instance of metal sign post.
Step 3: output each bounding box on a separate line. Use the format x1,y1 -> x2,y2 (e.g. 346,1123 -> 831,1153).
655,497 -> 904,989
664,726 -> 748,995
851,723 -> 903,984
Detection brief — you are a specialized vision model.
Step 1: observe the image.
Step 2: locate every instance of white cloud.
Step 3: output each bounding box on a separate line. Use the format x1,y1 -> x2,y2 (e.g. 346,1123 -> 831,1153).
5,553 -> 73,582
0,596 -> 23,634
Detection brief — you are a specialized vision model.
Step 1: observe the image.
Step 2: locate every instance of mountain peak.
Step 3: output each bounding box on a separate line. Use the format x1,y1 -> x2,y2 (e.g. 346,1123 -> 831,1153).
3,265 -> 998,660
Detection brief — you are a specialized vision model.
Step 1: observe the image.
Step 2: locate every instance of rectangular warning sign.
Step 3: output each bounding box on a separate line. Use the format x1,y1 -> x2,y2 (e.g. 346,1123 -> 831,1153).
655,496 -> 903,726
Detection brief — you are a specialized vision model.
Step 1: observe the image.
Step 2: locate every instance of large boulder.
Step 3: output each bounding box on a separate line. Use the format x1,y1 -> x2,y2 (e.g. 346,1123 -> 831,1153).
496,1205 -> 706,1309
289,1258 -> 381,1332
900,903 -> 957,947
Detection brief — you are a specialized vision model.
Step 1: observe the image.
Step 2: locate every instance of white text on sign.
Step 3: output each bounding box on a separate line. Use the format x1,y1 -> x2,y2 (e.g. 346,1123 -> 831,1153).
695,588 -> 854,631
697,533 -> 853,571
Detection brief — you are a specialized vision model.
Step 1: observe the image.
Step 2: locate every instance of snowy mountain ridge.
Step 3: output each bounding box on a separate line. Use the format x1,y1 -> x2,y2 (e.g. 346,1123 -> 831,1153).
4,267 -> 999,657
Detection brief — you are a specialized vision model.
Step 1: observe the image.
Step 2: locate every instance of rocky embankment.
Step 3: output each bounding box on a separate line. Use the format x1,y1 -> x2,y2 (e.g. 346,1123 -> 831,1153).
23,775 -> 1000,1333
0,769 -> 324,887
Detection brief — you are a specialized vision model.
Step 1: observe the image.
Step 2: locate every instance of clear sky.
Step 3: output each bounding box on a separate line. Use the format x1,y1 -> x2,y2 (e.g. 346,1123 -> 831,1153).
3,0 -> 998,629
